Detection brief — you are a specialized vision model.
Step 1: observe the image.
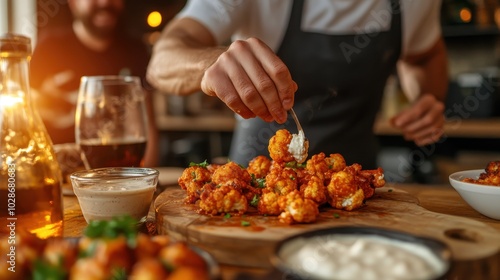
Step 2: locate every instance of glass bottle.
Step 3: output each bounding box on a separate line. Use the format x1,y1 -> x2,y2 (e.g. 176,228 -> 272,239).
0,33 -> 63,239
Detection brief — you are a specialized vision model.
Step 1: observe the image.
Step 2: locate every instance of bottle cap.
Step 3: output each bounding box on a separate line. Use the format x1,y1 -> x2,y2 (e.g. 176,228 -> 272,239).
0,33 -> 31,57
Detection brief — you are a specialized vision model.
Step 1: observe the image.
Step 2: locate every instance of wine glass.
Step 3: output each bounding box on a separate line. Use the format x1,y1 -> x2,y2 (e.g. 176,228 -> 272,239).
75,76 -> 148,169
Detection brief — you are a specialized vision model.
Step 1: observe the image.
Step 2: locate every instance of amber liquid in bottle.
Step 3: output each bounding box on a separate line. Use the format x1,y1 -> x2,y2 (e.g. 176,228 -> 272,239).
0,34 -> 63,239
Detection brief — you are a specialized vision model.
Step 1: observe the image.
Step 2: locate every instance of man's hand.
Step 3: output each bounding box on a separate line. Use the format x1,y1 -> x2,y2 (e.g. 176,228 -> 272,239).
390,94 -> 445,146
201,37 -> 297,124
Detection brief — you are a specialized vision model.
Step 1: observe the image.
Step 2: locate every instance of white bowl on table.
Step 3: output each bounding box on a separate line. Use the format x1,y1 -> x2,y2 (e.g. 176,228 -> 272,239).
70,167 -> 159,223
449,169 -> 500,220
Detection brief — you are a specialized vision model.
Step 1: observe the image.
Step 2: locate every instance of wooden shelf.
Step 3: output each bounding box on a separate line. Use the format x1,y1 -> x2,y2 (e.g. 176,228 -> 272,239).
156,113 -> 500,139
442,24 -> 500,37
374,117 -> 500,138
156,114 -> 236,132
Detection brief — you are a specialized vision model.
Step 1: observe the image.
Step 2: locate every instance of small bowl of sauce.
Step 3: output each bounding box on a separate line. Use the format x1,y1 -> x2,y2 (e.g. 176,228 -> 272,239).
271,226 -> 451,280
70,167 -> 159,223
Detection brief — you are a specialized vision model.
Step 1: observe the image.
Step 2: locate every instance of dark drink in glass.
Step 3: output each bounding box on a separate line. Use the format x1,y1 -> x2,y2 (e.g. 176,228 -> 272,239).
80,138 -> 147,168
75,76 -> 149,169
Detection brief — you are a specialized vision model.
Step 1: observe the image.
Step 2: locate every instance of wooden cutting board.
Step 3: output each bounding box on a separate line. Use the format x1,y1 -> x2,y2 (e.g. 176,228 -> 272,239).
155,186 -> 500,268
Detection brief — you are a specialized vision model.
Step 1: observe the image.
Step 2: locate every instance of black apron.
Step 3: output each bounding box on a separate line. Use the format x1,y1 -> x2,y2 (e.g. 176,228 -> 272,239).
229,0 -> 402,169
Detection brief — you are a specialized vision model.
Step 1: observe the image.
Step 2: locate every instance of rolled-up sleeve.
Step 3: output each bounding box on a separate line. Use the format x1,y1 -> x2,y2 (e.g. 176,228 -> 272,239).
176,0 -> 250,45
401,0 -> 442,56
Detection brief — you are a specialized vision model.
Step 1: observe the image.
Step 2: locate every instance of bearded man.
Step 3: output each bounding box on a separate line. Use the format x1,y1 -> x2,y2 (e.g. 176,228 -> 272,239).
30,0 -> 158,167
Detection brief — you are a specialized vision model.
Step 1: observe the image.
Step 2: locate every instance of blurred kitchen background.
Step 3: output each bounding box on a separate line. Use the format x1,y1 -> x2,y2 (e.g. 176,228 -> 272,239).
1,0 -> 499,184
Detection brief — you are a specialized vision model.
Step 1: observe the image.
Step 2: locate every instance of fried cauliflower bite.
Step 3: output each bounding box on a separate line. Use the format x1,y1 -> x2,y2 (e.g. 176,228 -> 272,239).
264,164 -> 298,195
178,166 -> 212,203
223,178 -> 262,202
257,191 -> 282,215
134,233 -> 170,261
300,175 -> 327,205
327,165 -> 365,211
358,167 -> 386,198
268,129 -> 296,163
70,257 -> 109,280
72,236 -> 133,279
306,152 -> 330,182
158,242 -> 207,270
324,153 -> 347,177
474,161 -> 500,186
129,258 -> 170,280
198,184 -> 248,215
485,161 -> 500,174
306,152 -> 347,184
211,161 -> 252,186
247,155 -> 272,179
278,190 -> 319,224
42,237 -> 79,272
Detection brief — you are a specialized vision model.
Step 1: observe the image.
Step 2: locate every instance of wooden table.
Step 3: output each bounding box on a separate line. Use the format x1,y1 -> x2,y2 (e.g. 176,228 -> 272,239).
64,183 -> 500,280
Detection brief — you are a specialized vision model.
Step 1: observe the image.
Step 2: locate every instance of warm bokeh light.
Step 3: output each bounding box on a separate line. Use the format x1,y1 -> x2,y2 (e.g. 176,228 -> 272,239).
0,94 -> 23,108
147,11 -> 162,28
459,8 -> 472,23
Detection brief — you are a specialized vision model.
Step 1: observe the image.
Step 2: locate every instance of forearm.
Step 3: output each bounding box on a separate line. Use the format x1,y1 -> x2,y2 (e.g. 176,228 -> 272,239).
147,19 -> 227,95
397,37 -> 448,102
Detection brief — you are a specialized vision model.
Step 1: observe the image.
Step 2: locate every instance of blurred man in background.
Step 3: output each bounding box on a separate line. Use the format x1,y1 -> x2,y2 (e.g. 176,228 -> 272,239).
30,0 -> 158,167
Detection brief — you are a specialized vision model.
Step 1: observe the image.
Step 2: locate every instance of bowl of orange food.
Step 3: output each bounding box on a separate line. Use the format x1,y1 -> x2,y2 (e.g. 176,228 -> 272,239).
449,161 -> 500,220
0,216 -> 220,280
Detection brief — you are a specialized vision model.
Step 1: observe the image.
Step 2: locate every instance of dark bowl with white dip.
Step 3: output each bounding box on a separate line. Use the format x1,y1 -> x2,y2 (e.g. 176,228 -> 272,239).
271,226 -> 452,280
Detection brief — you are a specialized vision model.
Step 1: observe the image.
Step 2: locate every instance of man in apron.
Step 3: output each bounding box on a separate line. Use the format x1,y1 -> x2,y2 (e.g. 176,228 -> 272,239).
147,0 -> 447,169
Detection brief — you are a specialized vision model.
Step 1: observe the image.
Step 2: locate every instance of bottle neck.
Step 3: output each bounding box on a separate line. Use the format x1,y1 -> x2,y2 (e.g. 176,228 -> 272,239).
0,55 -> 31,105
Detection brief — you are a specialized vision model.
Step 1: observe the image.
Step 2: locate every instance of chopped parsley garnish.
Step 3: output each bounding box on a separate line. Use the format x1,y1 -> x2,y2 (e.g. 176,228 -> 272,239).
241,221 -> 251,227
33,258 -> 66,280
250,194 -> 259,207
189,160 -> 209,168
110,267 -> 127,280
256,178 -> 266,188
224,213 -> 231,219
84,215 -> 138,248
333,213 -> 340,219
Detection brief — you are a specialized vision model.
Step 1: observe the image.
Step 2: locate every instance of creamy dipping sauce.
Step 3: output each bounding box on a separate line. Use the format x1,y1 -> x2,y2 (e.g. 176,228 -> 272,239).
280,234 -> 448,280
288,130 -> 308,163
73,180 -> 156,223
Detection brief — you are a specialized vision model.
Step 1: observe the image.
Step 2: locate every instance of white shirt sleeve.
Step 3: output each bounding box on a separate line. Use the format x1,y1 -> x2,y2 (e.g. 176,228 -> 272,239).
401,0 -> 442,56
175,0 -> 291,51
176,0 -> 252,45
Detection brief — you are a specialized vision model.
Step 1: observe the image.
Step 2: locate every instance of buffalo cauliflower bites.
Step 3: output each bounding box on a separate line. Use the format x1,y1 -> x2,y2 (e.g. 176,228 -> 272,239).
463,161 -> 500,186
179,129 -> 386,224
0,220 -> 209,280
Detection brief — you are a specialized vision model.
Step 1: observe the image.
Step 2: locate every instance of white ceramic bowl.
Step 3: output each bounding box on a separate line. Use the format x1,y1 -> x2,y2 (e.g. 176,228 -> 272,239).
70,167 -> 159,223
271,226 -> 451,280
449,169 -> 500,220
